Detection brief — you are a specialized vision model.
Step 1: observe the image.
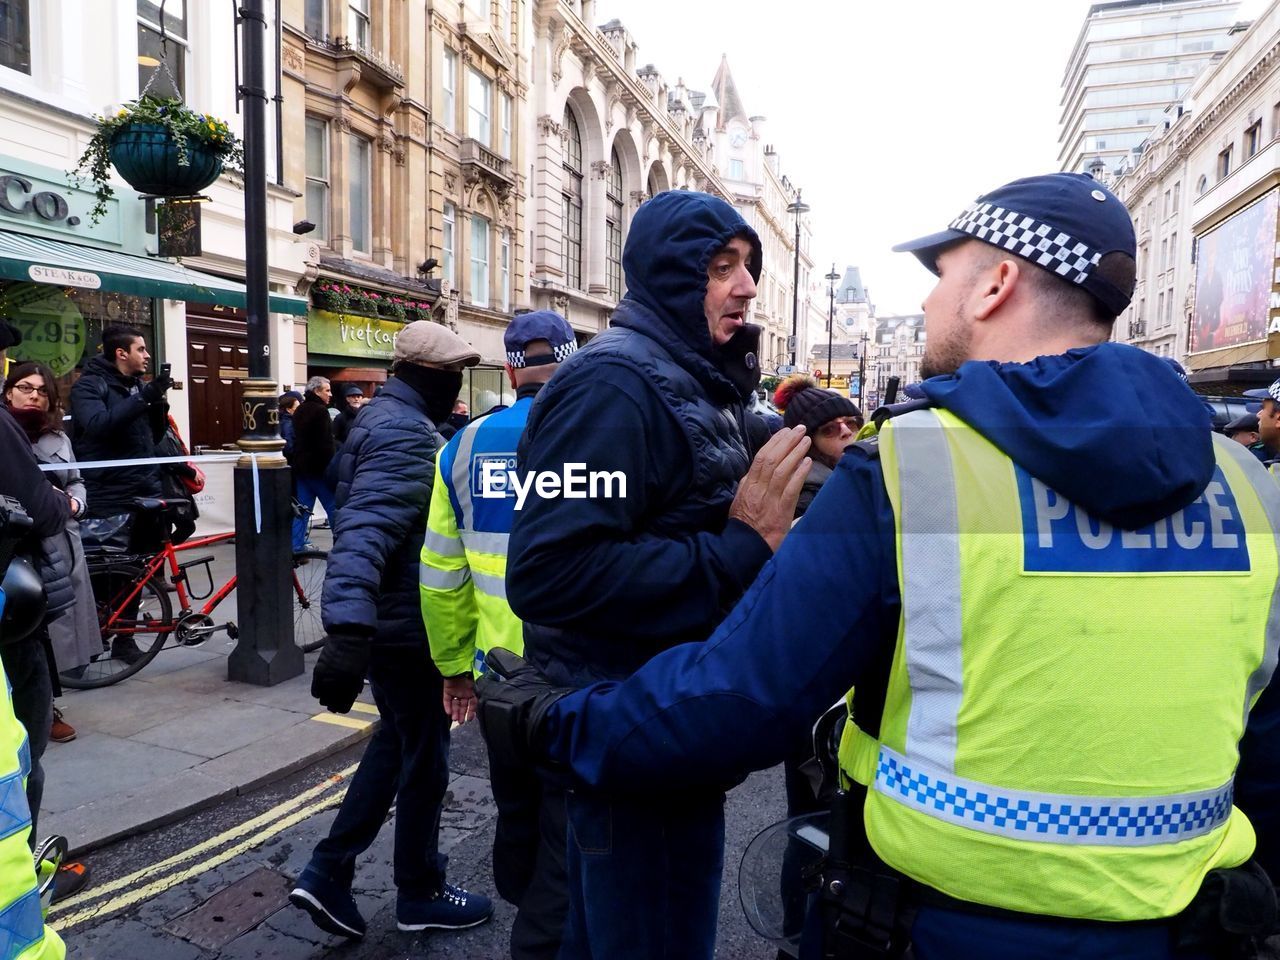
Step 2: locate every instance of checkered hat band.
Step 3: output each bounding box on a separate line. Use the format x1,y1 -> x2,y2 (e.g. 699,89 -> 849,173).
1269,382 -> 1280,404
949,203 -> 1102,286
507,341 -> 576,368
874,746 -> 1232,847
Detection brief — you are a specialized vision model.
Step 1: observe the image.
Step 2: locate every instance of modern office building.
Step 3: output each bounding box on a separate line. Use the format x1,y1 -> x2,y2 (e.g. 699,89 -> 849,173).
1059,0 -> 1241,175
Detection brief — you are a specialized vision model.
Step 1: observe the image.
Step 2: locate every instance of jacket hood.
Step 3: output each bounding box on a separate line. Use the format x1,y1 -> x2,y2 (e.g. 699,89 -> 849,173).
611,191 -> 763,400
918,343 -> 1214,529
83,353 -> 136,386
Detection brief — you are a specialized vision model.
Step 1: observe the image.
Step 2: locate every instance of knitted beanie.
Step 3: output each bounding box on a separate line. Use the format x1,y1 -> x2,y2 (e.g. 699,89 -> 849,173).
773,373 -> 862,433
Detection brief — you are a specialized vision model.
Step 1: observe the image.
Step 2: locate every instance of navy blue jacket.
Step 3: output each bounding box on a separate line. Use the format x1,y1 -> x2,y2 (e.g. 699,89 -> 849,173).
540,343 -> 1280,958
68,354 -> 167,516
507,191 -> 772,686
322,376 -> 443,647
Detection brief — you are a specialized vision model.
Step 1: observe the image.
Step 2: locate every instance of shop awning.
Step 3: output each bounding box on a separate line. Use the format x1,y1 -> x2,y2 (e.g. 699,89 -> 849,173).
0,231 -> 309,316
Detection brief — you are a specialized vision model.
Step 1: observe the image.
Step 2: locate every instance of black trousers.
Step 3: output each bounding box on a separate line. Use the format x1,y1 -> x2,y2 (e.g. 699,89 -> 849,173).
509,778 -> 568,960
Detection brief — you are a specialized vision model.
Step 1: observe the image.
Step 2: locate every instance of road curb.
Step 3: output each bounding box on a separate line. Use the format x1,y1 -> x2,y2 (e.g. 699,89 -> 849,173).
61,717 -> 378,857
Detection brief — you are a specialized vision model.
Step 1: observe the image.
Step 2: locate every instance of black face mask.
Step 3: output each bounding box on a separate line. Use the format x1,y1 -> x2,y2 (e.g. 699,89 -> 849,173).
716,323 -> 763,402
394,364 -> 464,426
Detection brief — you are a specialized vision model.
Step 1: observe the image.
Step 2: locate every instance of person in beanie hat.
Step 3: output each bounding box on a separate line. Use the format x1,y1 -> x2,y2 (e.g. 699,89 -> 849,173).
292,320 -> 493,939
773,373 -> 863,518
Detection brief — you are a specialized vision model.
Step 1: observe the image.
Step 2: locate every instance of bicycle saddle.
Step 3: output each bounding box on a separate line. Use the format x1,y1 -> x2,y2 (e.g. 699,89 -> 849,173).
130,497 -> 171,513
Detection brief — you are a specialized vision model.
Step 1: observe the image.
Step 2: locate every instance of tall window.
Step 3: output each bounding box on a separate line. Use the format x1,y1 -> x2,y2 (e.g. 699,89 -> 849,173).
305,118 -> 330,242
442,202 -> 456,288
349,135 -> 371,254
442,48 -> 457,133
304,0 -> 327,39
468,69 -> 492,144
137,0 -> 187,98
1218,145 -> 1233,180
499,0 -> 513,39
500,92 -> 513,159
606,148 -> 624,301
1245,120 -> 1263,160
728,158 -> 744,180
0,0 -> 31,74
348,0 -> 370,50
500,230 -> 511,313
1172,180 -> 1181,209
562,108 -> 583,290
470,215 -> 490,307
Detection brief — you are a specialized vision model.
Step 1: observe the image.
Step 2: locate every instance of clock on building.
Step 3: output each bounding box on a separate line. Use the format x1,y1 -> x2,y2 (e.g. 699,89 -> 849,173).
729,130 -> 747,148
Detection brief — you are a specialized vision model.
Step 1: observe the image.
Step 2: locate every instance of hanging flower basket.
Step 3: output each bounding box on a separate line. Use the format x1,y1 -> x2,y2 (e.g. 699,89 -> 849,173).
109,124 -> 224,198
72,95 -> 244,224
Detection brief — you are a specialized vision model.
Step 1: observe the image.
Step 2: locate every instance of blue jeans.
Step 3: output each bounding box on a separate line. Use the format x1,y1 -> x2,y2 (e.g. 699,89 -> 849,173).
304,644 -> 450,898
559,789 -> 724,960
292,472 -> 336,551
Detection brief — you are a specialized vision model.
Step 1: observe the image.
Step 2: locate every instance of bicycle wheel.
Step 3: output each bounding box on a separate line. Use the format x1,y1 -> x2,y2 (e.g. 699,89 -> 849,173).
291,550 -> 328,653
60,563 -> 173,689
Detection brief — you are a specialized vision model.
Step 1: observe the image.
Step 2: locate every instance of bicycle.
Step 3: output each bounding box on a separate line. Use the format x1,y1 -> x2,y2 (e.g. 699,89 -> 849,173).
61,497 -> 329,689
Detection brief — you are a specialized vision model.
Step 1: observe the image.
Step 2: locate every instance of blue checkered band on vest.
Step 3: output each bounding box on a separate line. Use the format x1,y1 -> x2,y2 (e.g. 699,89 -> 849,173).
874,746 -> 1233,847
949,202 -> 1103,285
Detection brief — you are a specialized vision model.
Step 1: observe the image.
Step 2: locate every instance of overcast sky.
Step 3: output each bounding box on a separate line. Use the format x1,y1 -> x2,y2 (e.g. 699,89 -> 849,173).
601,0 -> 1270,315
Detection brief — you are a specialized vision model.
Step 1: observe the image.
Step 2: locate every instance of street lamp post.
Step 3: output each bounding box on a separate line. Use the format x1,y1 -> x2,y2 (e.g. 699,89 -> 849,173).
825,264 -> 839,389
786,193 -> 810,370
857,332 -> 868,408
227,0 -> 303,686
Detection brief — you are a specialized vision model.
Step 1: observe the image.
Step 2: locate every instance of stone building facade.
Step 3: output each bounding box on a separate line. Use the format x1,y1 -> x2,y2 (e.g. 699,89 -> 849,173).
524,1 -> 734,337
283,0 -> 527,404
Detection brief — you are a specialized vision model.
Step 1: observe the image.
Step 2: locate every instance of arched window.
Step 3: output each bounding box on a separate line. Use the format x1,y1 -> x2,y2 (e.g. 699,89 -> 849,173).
1196,173 -> 1208,196
562,108 -> 583,290
647,167 -> 661,200
606,148 -> 624,301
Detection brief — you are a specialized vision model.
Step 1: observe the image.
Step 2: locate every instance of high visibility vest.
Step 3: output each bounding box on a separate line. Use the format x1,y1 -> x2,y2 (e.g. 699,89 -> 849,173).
420,399 -> 530,678
838,407 -> 1280,922
0,676 -> 63,960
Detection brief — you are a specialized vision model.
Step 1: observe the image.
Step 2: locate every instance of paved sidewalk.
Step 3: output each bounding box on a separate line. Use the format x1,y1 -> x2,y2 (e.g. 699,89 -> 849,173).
40,530 -> 376,855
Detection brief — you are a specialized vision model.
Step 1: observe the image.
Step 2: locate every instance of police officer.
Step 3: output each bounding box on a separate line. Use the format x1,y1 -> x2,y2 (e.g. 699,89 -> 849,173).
420,310 -> 576,960
1243,379 -> 1280,468
481,173 -> 1280,959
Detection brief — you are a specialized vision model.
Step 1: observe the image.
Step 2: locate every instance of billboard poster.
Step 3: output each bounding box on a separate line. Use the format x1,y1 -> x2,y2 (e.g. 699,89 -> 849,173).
1191,189 -> 1279,353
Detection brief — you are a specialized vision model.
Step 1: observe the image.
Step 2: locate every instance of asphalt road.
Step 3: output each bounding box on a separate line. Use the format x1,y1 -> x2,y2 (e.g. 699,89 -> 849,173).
54,717 -> 783,959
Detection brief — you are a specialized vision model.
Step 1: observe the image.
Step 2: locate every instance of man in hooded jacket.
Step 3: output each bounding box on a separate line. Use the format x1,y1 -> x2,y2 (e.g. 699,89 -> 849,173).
502,190 -> 812,959
484,173 -> 1280,959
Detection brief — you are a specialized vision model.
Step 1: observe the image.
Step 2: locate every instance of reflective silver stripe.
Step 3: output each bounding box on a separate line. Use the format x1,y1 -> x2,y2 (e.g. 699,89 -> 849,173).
419,565 -> 471,590
874,746 -> 1233,846
422,526 -> 465,558
462,530 -> 510,556
892,409 -> 964,773
450,421 -> 482,531
473,570 -> 507,600
1211,434 -> 1280,730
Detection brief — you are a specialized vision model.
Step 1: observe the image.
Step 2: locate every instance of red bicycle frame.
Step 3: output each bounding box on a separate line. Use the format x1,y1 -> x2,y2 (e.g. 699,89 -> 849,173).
99,531 -> 236,635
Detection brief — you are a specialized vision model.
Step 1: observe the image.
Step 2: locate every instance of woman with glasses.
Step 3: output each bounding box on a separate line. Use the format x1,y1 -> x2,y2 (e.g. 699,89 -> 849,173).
3,363 -> 99,742
773,374 -> 864,519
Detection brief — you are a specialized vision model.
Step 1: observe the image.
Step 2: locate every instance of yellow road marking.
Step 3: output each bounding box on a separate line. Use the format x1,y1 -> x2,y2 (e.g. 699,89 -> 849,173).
52,762 -> 359,914
54,787 -> 348,930
311,712 -> 373,729
348,701 -> 379,716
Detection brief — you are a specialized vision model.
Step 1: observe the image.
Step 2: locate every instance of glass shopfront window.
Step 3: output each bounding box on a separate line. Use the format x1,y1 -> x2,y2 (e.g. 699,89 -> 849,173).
0,280 -> 156,399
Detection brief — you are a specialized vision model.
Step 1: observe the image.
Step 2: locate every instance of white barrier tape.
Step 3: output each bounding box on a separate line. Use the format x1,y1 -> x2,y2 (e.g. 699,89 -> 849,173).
251,453 -> 262,534
36,453 -> 242,473
36,452 -> 277,532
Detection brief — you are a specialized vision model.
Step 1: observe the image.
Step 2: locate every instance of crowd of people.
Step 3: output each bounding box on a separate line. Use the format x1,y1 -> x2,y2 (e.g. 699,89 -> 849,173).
0,171 -> 1275,960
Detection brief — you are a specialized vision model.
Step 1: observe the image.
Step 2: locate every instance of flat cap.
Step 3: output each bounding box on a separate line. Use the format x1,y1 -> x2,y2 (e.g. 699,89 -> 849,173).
1224,412 -> 1260,435
393,320 -> 480,368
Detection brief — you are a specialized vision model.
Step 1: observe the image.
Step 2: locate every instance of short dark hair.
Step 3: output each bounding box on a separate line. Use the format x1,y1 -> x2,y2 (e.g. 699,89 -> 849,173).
102,325 -> 143,361
973,244 -> 1136,331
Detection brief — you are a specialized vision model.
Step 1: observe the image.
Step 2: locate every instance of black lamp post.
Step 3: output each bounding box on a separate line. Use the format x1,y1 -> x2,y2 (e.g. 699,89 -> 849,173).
786,192 -> 810,370
825,264 -> 839,389
857,332 -> 868,408
227,0 -> 303,686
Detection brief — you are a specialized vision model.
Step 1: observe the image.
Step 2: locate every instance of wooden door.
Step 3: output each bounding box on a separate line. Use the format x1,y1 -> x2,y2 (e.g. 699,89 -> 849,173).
186,309 -> 248,450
